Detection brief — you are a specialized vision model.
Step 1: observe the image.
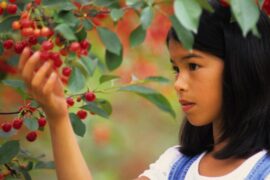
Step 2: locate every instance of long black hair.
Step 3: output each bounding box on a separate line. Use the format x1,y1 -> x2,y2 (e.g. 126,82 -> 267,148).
167,0 -> 270,159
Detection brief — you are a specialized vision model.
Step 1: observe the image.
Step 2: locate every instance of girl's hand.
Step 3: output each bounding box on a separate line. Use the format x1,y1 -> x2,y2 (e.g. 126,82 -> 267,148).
18,47 -> 68,123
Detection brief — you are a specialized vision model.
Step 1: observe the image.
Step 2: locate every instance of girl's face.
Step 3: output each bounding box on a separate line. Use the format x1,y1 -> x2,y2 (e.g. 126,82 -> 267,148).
169,39 -> 224,126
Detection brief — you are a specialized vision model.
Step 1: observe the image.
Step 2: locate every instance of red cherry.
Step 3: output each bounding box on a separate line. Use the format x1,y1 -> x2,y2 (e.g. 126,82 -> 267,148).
263,0 -> 270,15
77,110 -> 87,119
0,7 -> 3,15
40,27 -> 50,37
40,51 -> 50,61
60,48 -> 68,56
80,40 -> 90,49
9,0 -> 16,3
14,43 -> 24,54
85,91 -> 96,102
220,0 -> 229,7
26,131 -> 37,142
33,29 -> 41,37
35,0 -> 42,5
62,67 -> 72,76
2,123 -> 12,132
6,4 -> 17,14
28,36 -> 38,45
66,97 -> 74,106
13,118 -> 23,129
21,27 -> 34,36
12,21 -> 21,30
51,54 -> 63,67
3,39 -> 14,49
77,96 -> 82,102
20,19 -> 32,28
69,42 -> 81,52
38,117 -> 47,127
42,40 -> 54,51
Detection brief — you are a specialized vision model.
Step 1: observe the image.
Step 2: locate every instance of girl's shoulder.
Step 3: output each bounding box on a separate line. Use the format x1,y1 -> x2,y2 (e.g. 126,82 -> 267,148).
138,145 -> 183,179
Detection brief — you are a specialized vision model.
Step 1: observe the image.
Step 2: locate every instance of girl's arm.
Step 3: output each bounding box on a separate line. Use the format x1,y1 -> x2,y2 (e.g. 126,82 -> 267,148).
18,48 -> 92,180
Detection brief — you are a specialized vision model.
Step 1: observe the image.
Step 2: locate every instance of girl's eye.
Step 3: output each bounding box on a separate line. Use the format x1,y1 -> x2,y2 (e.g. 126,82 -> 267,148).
171,66 -> 179,74
189,63 -> 199,71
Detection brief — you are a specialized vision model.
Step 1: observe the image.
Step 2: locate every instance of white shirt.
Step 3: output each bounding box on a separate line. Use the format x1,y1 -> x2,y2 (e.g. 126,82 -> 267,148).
139,145 -> 269,180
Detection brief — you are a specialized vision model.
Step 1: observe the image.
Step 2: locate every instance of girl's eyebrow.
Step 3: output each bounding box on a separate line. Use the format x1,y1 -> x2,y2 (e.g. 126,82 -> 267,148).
170,53 -> 202,64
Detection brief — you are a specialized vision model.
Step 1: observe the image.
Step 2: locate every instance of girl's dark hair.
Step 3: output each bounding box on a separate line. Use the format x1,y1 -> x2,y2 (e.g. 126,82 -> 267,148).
167,0 -> 270,159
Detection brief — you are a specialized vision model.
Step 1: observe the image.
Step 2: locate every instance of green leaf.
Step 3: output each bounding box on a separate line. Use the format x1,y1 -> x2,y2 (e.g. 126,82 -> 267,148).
0,42 -> 3,55
81,56 -> 98,76
68,66 -> 86,93
119,85 -> 176,118
105,49 -> 123,71
99,75 -> 120,84
196,0 -> 214,12
130,25 -> 146,48
231,0 -> 260,36
42,0 -> 69,6
174,0 -> 202,33
93,0 -> 119,7
82,19 -> 94,31
0,16 -> 20,32
144,76 -> 171,84
74,60 -> 89,78
170,15 -> 195,50
96,99 -> 113,116
55,24 -> 77,41
35,161 -> 55,169
81,102 -> 110,119
75,27 -> 87,42
140,6 -> 154,30
24,117 -> 39,131
110,9 -> 124,21
2,79 -> 26,91
97,27 -> 122,55
69,113 -> 86,137
56,11 -> 79,28
0,141 -> 20,165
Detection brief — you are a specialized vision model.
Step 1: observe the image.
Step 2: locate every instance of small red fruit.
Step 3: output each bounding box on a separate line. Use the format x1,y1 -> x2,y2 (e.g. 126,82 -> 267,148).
3,39 -> 14,49
12,20 -> 21,30
40,27 -> 50,37
85,91 -> 96,102
6,4 -> 17,14
69,42 -> 80,52
33,29 -> 41,37
13,118 -> 23,129
28,36 -> 38,45
77,110 -> 87,119
80,40 -> 90,49
66,97 -> 74,106
20,19 -> 32,28
14,43 -> 24,54
26,131 -> 37,142
2,123 -> 12,132
35,0 -> 42,5
40,51 -> 50,61
42,40 -> 54,51
0,7 -> 3,15
77,96 -> 82,102
38,117 -> 47,127
21,27 -> 34,36
9,0 -> 16,3
62,67 -> 72,76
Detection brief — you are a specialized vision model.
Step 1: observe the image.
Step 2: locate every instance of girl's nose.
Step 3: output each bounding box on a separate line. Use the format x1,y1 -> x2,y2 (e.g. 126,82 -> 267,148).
174,75 -> 188,93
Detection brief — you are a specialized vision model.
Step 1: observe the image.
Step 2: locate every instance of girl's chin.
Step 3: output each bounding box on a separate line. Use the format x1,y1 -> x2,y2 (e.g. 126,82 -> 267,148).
186,117 -> 212,127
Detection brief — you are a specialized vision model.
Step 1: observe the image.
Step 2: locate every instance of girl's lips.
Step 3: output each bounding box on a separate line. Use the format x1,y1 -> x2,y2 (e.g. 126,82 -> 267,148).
181,103 -> 195,112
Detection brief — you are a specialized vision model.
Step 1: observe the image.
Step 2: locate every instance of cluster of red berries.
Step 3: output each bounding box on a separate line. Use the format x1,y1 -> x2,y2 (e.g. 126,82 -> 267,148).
1,116 -> 46,142
66,91 -> 96,120
0,0 -> 18,15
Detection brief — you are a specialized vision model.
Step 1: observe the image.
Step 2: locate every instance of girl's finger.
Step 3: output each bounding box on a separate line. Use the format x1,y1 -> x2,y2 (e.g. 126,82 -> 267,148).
31,61 -> 53,91
42,72 -> 57,96
21,51 -> 40,84
18,47 -> 31,73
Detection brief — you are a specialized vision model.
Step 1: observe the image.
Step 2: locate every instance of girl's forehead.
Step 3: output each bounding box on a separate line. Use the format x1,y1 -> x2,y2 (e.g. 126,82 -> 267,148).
168,39 -> 203,62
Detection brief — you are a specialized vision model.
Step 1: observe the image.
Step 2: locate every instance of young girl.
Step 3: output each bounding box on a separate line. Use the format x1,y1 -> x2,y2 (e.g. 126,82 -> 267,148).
18,0 -> 270,179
